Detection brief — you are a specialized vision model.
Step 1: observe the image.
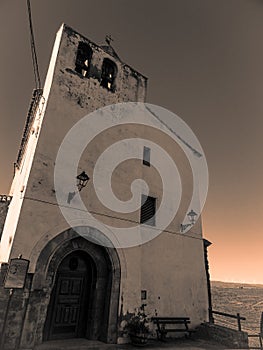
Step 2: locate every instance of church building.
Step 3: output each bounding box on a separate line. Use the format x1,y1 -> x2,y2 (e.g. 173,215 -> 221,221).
0,24 -> 210,349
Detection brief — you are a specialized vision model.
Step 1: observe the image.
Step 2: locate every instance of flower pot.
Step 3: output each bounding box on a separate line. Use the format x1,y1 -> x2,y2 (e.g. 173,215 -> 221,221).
129,333 -> 149,346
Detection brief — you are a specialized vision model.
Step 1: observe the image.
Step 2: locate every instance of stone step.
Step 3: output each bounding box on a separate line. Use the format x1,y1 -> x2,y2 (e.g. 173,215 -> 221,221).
26,337 -> 225,350
34,339 -> 121,350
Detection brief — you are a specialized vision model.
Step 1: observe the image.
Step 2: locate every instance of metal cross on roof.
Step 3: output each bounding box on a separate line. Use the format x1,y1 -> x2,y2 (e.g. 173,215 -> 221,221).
105,34 -> 114,46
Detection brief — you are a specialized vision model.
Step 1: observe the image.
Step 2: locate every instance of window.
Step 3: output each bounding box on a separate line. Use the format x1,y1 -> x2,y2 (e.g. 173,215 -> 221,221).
143,146 -> 151,166
140,195 -> 156,226
141,290 -> 147,300
101,58 -> 117,91
75,42 -> 92,77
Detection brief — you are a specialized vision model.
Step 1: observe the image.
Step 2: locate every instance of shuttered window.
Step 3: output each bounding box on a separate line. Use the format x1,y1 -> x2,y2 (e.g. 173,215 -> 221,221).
143,146 -> 150,166
140,195 -> 156,226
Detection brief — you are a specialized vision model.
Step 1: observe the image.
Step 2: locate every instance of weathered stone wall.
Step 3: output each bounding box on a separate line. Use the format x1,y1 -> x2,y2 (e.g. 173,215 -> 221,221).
0,274 -> 32,350
196,323 -> 249,349
0,286 -> 9,343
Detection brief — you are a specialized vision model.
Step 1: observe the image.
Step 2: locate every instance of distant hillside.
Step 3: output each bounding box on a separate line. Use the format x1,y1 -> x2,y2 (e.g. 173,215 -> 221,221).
211,278 -> 263,347
212,280 -> 263,289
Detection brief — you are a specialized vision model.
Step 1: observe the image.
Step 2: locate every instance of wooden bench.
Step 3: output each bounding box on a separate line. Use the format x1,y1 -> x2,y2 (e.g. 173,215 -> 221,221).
151,317 -> 195,341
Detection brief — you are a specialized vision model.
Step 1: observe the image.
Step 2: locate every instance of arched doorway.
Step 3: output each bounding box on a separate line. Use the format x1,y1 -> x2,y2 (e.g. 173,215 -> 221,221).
38,231 -> 121,344
45,251 -> 96,340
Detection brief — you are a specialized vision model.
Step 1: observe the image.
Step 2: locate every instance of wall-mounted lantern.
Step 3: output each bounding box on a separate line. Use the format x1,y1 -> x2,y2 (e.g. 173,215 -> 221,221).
180,209 -> 197,232
76,171 -> 90,192
188,209 -> 197,224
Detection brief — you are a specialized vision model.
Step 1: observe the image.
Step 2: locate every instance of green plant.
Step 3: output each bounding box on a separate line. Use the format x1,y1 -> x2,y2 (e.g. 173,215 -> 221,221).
125,306 -> 150,335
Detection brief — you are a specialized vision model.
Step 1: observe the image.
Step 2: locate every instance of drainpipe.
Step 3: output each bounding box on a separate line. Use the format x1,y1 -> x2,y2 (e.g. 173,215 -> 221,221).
203,239 -> 213,323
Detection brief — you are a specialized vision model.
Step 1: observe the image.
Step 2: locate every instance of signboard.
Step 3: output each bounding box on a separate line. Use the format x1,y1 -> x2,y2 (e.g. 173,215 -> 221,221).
4,258 -> 29,289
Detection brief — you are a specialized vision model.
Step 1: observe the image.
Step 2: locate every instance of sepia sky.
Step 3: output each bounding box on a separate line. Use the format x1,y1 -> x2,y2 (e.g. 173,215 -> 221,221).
0,0 -> 263,284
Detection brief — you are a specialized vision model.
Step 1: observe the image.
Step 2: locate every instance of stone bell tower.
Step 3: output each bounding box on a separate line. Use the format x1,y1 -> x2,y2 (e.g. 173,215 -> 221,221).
0,24 -> 147,265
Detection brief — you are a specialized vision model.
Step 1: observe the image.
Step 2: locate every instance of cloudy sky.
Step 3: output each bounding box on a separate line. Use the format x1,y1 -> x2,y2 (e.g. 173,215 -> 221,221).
1,0 -> 263,283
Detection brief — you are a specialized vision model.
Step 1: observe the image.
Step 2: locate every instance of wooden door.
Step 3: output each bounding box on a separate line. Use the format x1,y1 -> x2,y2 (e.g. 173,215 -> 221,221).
48,253 -> 92,339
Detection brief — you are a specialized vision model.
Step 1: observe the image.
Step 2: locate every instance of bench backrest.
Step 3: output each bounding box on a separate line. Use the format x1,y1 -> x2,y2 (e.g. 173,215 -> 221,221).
151,317 -> 190,324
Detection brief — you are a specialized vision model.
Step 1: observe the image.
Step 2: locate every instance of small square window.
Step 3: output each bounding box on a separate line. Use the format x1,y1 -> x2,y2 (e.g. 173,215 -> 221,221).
140,194 -> 156,226
141,290 -> 147,300
143,146 -> 150,166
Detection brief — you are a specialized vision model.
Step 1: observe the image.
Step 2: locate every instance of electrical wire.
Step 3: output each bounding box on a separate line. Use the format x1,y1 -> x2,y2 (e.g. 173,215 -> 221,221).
27,0 -> 41,89
23,196 -> 204,242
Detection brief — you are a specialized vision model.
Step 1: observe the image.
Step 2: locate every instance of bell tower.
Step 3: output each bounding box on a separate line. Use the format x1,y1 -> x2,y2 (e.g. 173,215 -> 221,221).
0,23 -> 147,264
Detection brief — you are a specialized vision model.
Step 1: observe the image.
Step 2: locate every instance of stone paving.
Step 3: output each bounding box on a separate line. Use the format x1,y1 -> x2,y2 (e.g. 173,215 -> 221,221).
34,338 -> 230,350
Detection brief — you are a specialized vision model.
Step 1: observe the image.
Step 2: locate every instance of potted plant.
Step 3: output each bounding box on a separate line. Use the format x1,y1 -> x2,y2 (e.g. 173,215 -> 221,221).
125,305 -> 150,346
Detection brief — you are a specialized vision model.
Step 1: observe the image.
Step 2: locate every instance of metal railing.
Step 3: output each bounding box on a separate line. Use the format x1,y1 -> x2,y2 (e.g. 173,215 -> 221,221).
211,310 -> 246,331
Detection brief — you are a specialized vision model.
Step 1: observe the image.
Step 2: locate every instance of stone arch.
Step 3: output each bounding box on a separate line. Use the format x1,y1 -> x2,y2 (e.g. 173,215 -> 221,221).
20,227 -> 121,348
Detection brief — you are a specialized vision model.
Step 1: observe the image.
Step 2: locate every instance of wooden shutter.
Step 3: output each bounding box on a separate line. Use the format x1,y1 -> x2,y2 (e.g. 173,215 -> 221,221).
140,195 -> 156,226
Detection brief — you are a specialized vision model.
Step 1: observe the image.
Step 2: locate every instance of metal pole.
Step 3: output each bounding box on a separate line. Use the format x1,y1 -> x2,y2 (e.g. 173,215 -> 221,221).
259,312 -> 263,350
237,313 -> 242,331
1,288 -> 14,349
